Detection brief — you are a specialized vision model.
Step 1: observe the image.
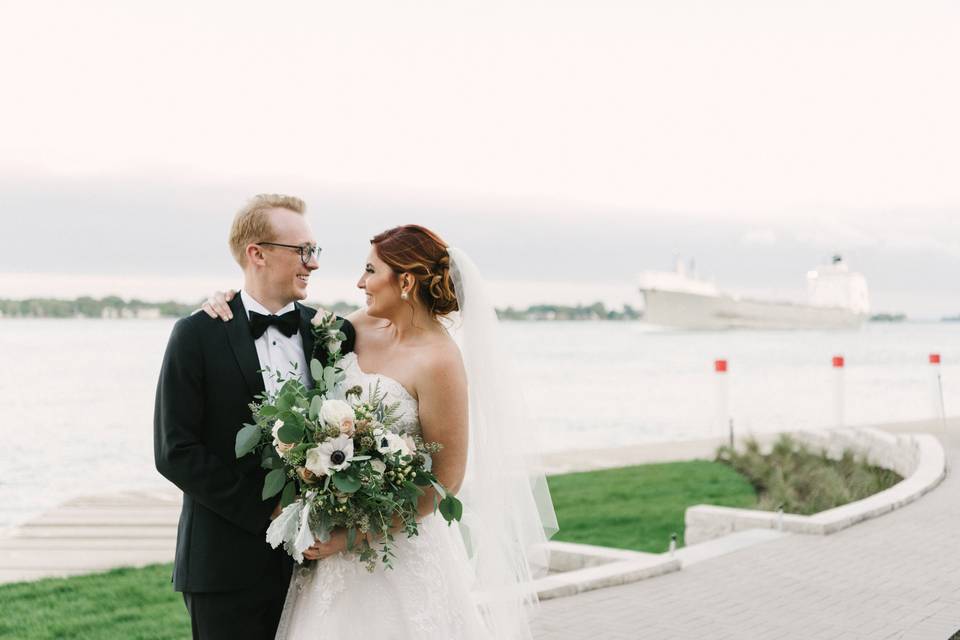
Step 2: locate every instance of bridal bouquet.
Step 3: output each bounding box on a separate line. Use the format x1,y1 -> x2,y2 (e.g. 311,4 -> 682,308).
234,311 -> 463,570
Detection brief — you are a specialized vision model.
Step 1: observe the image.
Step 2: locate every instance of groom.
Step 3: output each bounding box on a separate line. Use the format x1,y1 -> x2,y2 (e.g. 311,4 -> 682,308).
154,194 -> 355,639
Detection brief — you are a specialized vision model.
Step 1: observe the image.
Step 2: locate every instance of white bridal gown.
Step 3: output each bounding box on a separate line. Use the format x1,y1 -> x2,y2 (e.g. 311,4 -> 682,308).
274,352 -> 491,640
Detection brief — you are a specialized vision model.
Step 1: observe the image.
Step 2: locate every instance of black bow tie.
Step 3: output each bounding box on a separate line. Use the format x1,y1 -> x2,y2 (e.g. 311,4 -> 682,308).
248,309 -> 300,340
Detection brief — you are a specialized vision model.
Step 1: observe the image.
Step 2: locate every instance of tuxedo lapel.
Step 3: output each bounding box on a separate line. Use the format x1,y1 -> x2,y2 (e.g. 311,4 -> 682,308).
298,304 -> 317,382
225,295 -> 265,399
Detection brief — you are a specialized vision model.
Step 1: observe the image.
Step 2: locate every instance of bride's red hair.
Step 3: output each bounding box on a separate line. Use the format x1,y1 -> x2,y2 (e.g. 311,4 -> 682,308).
370,225 -> 458,317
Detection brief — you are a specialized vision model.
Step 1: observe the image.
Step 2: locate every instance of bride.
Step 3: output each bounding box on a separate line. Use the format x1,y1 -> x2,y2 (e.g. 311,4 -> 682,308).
205,224 -> 557,639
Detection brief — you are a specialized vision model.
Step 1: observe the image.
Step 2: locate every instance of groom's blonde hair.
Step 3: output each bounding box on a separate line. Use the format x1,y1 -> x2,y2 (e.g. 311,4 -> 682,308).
229,194 -> 306,266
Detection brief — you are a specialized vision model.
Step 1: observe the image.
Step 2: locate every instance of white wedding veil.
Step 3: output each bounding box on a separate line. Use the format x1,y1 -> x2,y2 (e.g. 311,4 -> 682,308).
446,247 -> 558,639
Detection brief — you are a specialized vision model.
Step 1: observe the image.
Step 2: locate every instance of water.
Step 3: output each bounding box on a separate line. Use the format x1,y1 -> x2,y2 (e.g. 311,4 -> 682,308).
1,319 -> 957,529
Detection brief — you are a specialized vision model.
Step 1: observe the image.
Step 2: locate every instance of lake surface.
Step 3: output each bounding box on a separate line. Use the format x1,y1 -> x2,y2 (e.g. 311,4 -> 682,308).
1,318 -> 957,529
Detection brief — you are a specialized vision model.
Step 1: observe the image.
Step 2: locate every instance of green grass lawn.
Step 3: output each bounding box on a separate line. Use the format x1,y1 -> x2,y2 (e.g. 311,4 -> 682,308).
0,563 -> 189,640
0,460 -> 756,638
547,459 -> 758,552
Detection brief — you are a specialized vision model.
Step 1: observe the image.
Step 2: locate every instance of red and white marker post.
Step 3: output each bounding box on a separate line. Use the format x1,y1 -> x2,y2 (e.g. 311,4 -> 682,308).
832,355 -> 845,428
715,359 -> 731,446
930,354 -> 946,426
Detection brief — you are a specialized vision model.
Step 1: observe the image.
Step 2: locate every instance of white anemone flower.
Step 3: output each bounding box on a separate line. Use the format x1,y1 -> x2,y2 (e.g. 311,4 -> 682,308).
305,435 -> 355,476
376,432 -> 412,458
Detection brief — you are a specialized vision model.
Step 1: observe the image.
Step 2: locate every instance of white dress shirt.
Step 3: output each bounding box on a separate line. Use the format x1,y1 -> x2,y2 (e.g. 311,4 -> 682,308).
240,290 -> 309,396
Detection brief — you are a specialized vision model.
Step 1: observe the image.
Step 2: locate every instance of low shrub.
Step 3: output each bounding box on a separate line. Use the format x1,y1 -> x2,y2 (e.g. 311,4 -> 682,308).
716,434 -> 902,515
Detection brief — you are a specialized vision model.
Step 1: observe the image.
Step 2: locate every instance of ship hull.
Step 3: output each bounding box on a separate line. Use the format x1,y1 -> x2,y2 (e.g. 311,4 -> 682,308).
640,289 -> 866,330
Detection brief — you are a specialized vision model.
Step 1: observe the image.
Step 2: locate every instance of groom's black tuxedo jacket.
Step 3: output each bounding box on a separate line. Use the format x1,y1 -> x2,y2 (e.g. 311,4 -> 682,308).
154,296 -> 355,592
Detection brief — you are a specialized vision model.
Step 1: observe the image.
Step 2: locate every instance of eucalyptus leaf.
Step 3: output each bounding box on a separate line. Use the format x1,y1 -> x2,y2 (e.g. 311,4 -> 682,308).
412,474 -> 431,487
405,481 -> 424,497
309,395 -> 323,420
258,405 -> 278,418
291,443 -> 313,457
280,409 -> 305,429
277,421 -> 304,443
310,358 -> 324,382
262,468 -> 286,500
276,394 -> 294,412
260,447 -> 283,470
332,473 -> 361,494
235,423 -> 261,459
438,495 -> 463,522
323,366 -> 337,391
347,527 -> 357,551
280,377 -> 306,395
280,481 -> 297,508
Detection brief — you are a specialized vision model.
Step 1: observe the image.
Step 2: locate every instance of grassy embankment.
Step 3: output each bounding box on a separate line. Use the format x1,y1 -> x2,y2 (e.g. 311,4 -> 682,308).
0,439 -> 900,639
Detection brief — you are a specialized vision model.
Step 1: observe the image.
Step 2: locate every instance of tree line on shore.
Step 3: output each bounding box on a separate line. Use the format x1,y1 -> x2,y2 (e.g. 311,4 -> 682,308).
0,297 -> 644,321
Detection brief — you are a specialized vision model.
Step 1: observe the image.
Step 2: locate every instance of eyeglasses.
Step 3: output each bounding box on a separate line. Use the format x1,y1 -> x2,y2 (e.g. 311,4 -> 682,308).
257,242 -> 322,266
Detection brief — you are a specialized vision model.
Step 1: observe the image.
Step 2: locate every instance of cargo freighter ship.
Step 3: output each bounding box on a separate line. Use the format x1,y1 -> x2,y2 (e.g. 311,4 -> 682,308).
637,255 -> 869,330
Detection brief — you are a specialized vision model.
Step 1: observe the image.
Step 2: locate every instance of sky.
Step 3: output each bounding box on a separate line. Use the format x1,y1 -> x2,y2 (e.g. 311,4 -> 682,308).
1,1 -> 958,317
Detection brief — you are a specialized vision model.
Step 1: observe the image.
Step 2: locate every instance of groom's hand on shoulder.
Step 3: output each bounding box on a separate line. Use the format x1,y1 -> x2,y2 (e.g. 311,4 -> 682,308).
197,289 -> 237,321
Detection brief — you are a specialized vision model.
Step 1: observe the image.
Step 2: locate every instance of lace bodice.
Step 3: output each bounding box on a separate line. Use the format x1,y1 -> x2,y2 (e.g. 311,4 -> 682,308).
337,352 -> 421,435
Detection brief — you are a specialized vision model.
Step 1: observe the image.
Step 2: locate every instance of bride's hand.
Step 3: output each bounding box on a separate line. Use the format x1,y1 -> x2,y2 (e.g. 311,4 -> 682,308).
200,289 -> 237,320
303,529 -> 347,560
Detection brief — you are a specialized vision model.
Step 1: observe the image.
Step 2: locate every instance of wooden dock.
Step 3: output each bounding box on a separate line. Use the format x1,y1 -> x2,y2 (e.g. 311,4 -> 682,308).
0,489 -> 180,584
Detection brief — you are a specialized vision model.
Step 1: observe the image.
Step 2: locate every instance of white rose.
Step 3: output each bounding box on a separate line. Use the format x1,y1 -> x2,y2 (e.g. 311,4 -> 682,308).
305,436 -> 354,477
370,459 -> 387,475
320,399 -> 356,436
325,328 -> 342,354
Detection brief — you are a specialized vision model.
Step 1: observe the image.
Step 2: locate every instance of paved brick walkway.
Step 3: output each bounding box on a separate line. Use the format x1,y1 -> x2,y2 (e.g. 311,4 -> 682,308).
532,428 -> 960,640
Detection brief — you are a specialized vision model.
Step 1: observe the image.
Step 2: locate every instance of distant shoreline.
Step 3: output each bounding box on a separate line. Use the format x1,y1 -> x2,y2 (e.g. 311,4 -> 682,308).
2,297 -> 956,323
0,296 -> 643,322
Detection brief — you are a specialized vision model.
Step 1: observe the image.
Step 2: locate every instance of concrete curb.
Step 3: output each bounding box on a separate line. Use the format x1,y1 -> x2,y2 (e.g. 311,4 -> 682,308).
532,542 -> 681,601
531,531 -> 790,601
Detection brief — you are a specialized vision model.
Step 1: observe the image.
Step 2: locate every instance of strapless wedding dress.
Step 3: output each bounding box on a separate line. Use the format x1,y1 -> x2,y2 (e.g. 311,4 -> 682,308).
274,352 -> 490,639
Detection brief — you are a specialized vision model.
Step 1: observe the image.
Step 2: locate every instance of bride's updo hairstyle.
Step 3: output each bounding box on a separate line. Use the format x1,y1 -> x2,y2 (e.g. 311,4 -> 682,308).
370,225 -> 459,318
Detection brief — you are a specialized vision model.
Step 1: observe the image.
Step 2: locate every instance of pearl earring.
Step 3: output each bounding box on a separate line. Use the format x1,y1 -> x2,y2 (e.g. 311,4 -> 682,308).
401,292 -> 408,300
